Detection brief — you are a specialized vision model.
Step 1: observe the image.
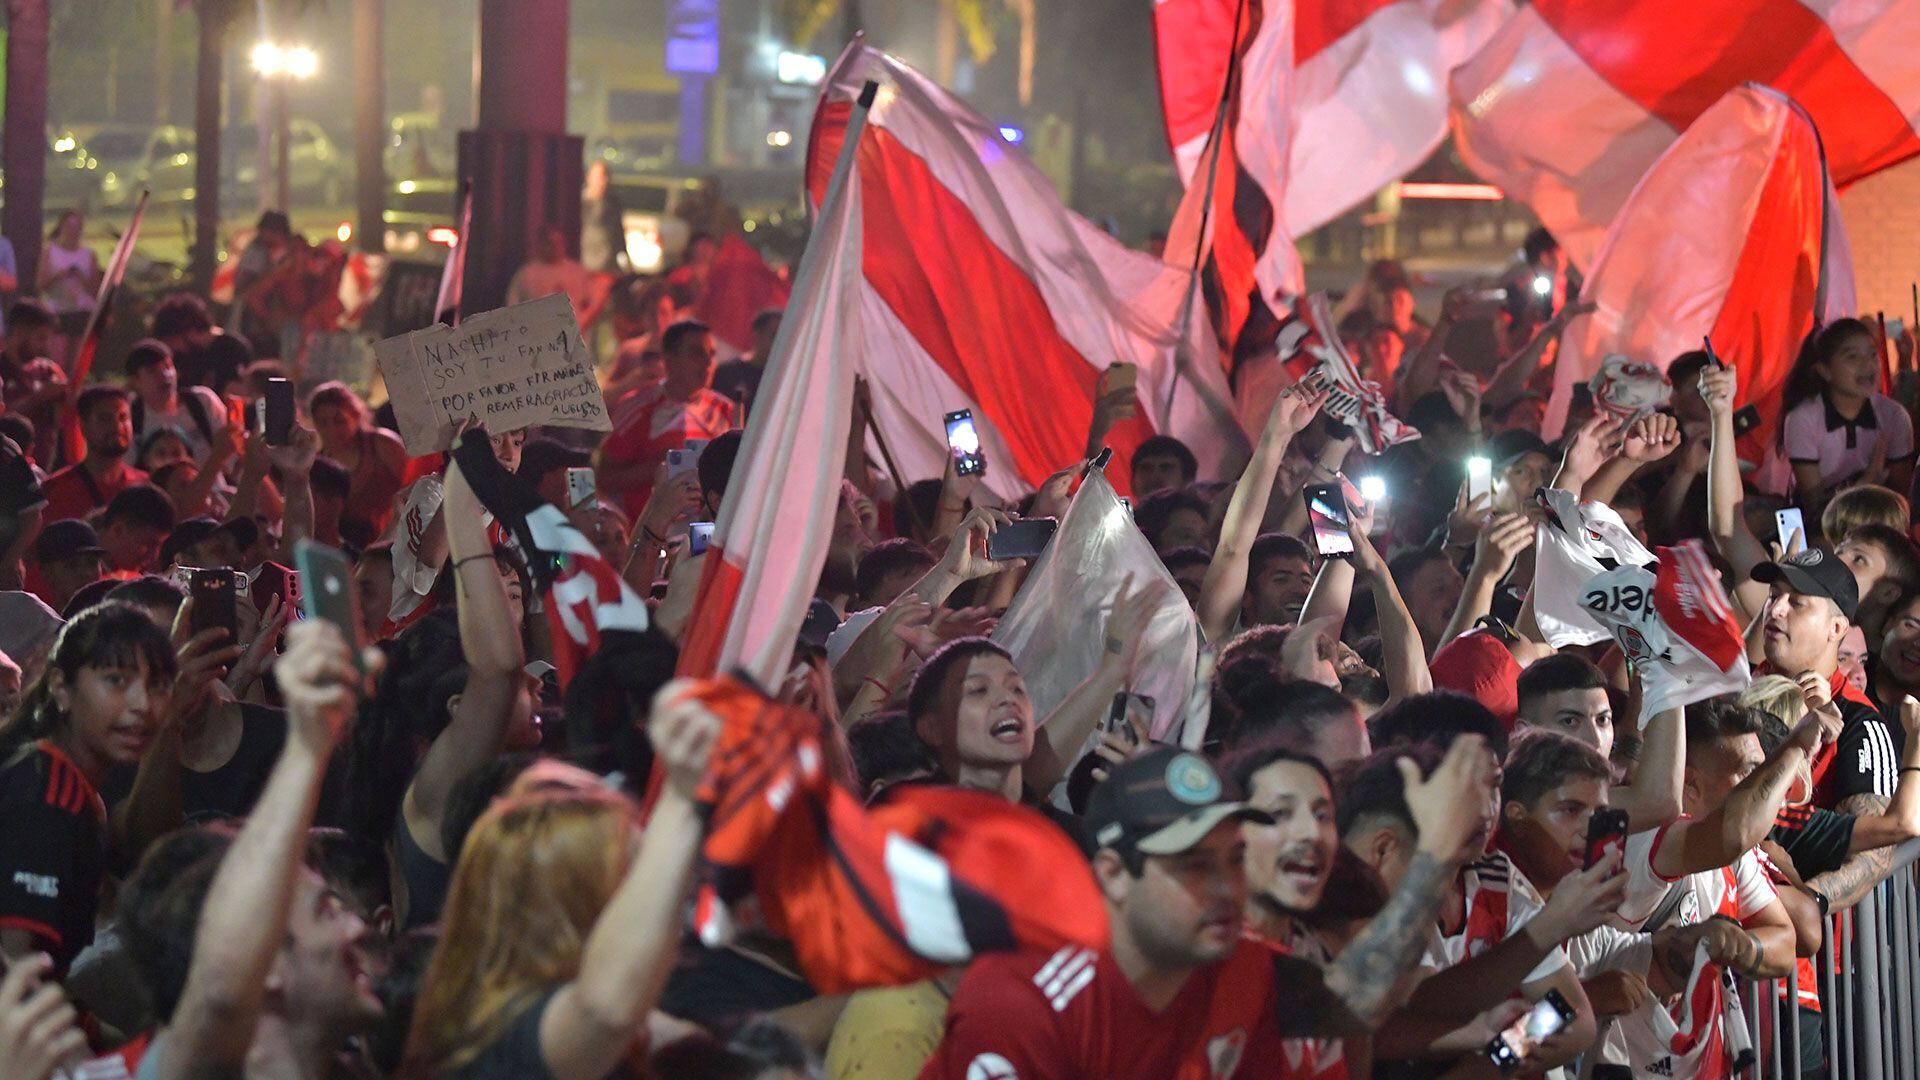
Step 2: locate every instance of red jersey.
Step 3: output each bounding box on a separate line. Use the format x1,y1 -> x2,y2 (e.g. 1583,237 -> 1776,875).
1265,925 -> 1351,1080
600,386 -> 734,513
919,941 -> 1288,1080
39,460 -> 148,523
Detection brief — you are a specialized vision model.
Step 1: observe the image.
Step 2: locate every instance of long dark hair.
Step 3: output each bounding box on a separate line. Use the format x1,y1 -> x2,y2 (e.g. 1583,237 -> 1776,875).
1,602 -> 176,755
343,610 -> 468,842
1780,318 -> 1877,441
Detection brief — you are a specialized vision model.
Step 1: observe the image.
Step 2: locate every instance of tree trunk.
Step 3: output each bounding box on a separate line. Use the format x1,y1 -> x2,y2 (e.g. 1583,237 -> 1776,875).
352,0 -> 386,252
155,0 -> 174,121
4,0 -> 51,289
190,2 -> 226,292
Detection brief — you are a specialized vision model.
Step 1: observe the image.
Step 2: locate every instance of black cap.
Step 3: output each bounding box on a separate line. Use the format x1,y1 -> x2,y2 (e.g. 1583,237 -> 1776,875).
160,516 -> 252,569
517,437 -> 590,483
34,519 -> 105,564
1085,746 -> 1270,856
1753,548 -> 1859,622
123,338 -> 172,376
1485,428 -> 1552,472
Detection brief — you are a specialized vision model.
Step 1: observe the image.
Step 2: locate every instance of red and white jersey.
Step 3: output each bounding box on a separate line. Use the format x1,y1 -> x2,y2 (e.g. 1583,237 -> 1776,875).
601,385 -> 736,513
1424,852 -> 1570,984
1266,924 -> 1350,1080
1602,824 -> 1778,1079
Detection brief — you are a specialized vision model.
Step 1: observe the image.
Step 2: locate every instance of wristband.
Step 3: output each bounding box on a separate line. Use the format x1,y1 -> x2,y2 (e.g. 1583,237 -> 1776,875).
452,554 -> 496,569
1902,766 -> 1920,775
1808,887 -> 1832,919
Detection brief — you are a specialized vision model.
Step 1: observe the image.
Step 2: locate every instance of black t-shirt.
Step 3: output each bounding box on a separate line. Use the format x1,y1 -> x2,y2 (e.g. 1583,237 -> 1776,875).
0,436 -> 43,514
175,331 -> 254,393
1816,696 -> 1898,809
395,812 -> 453,931
709,358 -> 763,408
0,741 -> 110,974
445,988 -> 640,1080
660,938 -> 815,1026
102,704 -> 288,825
1769,803 -> 1857,880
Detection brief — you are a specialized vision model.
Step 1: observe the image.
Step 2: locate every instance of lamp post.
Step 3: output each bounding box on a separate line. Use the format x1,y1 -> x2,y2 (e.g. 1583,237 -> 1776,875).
250,41 -> 318,212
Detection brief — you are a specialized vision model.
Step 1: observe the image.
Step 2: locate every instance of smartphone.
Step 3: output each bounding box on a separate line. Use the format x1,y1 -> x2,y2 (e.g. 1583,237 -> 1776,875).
1466,456 -> 1493,503
1775,507 -> 1805,549
1484,989 -> 1576,1072
1103,692 -> 1155,742
688,521 -> 715,557
189,568 -> 239,642
666,446 -> 702,482
294,538 -> 366,668
986,517 -> 1059,560
1304,483 -> 1354,558
565,466 -> 596,509
1358,475 -> 1387,505
264,376 -> 295,446
1702,334 -> 1725,370
1468,287 -> 1510,305
1732,404 -> 1762,436
944,408 -> 987,477
1101,363 -> 1137,396
1583,807 -> 1630,870
252,561 -> 299,614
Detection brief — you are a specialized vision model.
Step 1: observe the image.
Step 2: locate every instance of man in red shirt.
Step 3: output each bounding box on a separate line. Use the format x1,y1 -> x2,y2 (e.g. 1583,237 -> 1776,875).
596,319 -> 733,517
40,385 -> 148,523
921,747 -> 1364,1079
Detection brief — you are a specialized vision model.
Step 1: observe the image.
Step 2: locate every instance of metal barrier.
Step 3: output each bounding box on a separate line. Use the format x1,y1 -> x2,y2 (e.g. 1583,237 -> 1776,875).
1735,839 -> 1920,1080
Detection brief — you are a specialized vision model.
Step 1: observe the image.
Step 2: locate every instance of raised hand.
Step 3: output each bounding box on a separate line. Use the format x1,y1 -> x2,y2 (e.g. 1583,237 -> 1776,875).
1698,365 -> 1738,418
1267,377 -> 1330,444
269,422 -> 321,473
1537,848 -> 1627,944
1438,367 -> 1483,427
1104,575 -> 1173,670
1472,511 -> 1535,581
1447,480 -> 1492,548
0,955 -> 86,1080
1561,412 -> 1624,484
275,618 -> 379,752
1400,733 -> 1497,863
1029,466 -> 1078,522
648,680 -> 723,801
1792,671 -> 1846,748
1621,413 -> 1681,465
939,506 -> 1019,583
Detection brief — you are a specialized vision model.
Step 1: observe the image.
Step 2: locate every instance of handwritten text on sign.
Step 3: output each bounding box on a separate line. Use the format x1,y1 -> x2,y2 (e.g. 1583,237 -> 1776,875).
373,293 -> 611,454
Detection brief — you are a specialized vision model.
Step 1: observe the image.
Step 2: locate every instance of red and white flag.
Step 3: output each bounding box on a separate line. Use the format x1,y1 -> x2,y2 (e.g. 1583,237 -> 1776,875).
810,40 -> 1247,502
695,234 -> 790,355
1544,85 -> 1855,441
1451,0 -> 1920,270
676,85 -> 869,687
1158,0 -> 1512,237
57,191 -> 149,465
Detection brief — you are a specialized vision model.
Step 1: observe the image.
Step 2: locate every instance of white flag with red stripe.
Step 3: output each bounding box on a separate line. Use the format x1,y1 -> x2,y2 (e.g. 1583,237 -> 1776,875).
808,41 -> 1247,502
1543,84 -> 1855,441
1157,0 -> 1512,237
676,86 -> 871,686
1451,0 -> 1920,271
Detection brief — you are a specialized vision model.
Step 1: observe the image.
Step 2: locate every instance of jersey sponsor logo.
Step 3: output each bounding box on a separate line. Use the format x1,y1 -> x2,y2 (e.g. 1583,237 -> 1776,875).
1206,1028 -> 1246,1078
965,1053 -> 1018,1080
12,871 -> 56,899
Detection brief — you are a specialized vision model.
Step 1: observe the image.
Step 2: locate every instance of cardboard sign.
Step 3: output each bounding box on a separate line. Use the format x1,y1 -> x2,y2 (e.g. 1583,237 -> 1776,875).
374,293 -> 610,454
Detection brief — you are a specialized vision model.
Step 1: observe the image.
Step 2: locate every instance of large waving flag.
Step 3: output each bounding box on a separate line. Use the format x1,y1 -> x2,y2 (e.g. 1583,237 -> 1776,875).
689,677 -> 1108,993
807,39 -> 1247,503
56,191 -> 149,466
696,234 -> 791,356
1544,85 -> 1855,441
1157,0 -> 1512,237
676,82 -> 872,686
1451,0 -> 1920,270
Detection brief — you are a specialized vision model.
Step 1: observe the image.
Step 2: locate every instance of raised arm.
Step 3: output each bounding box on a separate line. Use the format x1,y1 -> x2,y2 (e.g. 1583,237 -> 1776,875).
400,453 -> 527,863
1606,702 -> 1684,833
1484,300 -> 1593,409
1583,413 -> 1680,506
1025,577 -> 1171,796
1348,514 -> 1431,701
268,425 -> 321,561
1850,695 -> 1920,852
150,619 -> 365,1080
1700,364 -> 1770,623
1435,511 -> 1532,652
1652,698 -> 1831,879
538,684 -> 715,1080
1197,382 -> 1326,644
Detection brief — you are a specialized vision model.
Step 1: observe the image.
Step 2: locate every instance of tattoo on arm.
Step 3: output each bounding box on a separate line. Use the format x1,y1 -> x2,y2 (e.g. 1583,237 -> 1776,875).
1810,794 -> 1895,909
1325,851 -> 1452,1025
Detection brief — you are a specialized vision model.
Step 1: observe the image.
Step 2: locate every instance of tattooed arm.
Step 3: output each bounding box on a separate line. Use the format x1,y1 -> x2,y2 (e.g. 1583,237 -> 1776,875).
1323,850 -> 1454,1024
1808,793 -> 1897,909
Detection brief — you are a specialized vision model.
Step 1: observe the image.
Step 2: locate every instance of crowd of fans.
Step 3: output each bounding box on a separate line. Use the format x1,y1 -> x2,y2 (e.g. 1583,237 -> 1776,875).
3,209 -> 1920,1080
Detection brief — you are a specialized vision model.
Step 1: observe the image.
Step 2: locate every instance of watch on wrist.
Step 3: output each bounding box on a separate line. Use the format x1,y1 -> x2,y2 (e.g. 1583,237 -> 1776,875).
1809,887 -> 1831,918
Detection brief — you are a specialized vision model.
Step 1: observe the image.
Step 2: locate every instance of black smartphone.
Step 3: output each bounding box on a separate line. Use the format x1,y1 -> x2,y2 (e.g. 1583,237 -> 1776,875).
264,376 -> 296,445
1583,807 -> 1630,870
188,568 -> 239,642
687,521 -> 715,557
1732,405 -> 1762,436
1103,692 -> 1155,742
1702,334 -> 1725,370
294,538 -> 366,669
1484,989 -> 1575,1072
986,517 -> 1058,561
944,408 -> 987,477
1303,483 -> 1354,558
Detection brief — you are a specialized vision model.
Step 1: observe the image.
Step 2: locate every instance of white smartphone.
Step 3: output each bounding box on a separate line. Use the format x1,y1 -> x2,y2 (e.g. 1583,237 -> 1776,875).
1775,507 -> 1805,550
1466,456 -> 1493,503
565,467 -> 596,509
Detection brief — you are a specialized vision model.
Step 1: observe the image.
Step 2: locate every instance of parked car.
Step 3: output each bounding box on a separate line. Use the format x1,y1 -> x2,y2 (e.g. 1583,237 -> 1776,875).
380,170 -> 700,273
98,121 -> 347,210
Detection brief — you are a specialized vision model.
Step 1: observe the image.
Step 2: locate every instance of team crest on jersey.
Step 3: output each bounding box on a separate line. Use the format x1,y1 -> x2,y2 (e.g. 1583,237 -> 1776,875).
1206,1028 -> 1246,1078
965,1052 -> 1018,1080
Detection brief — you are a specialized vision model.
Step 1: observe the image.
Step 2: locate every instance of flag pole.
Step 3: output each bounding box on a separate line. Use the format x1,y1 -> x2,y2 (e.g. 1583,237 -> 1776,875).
54,189 -> 150,467
435,177 -> 473,327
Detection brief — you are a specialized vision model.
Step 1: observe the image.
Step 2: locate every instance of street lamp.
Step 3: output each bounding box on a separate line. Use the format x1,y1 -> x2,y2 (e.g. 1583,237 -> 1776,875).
251,40 -> 319,212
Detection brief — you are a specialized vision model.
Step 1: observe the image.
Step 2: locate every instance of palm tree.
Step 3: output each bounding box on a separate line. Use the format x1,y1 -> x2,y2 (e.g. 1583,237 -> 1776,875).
188,0 -> 245,292
4,0 -> 52,284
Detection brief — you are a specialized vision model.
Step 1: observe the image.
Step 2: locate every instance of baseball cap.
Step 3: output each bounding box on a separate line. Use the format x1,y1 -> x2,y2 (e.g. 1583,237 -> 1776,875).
1753,548 -> 1859,622
34,519 -> 106,564
1428,628 -> 1521,729
160,517 -> 252,569
1085,746 -> 1271,856
1485,428 -> 1553,472
123,339 -> 172,376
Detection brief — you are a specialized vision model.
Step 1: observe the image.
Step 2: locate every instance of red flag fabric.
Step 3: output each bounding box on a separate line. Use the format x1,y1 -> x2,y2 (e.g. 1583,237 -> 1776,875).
695,234 -> 790,354
1545,85 -> 1854,441
806,40 -> 1246,502
1157,0 -> 1511,236
1451,0 -> 1920,270
686,677 -> 1108,994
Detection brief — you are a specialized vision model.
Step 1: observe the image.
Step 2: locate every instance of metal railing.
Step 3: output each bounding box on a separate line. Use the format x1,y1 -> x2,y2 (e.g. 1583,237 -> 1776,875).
1735,840 -> 1920,1080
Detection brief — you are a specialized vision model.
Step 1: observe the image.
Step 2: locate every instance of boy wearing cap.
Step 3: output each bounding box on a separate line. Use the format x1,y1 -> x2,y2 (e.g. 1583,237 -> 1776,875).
1755,548 -> 1901,912
921,748 -> 1361,1079
27,518 -> 106,611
